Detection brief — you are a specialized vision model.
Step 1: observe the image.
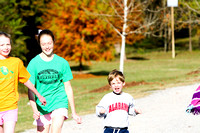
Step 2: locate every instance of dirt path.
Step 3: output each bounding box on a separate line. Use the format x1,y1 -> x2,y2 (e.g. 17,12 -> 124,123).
22,84 -> 200,133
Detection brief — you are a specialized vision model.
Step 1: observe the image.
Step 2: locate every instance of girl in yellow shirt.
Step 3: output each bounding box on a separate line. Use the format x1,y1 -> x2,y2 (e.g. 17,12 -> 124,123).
0,32 -> 46,133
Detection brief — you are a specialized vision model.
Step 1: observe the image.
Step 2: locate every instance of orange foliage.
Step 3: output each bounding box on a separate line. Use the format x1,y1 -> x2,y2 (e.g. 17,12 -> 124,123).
39,0 -> 119,67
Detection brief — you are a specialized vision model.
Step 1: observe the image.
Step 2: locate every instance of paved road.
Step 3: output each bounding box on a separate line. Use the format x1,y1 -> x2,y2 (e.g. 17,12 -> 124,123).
22,84 -> 200,133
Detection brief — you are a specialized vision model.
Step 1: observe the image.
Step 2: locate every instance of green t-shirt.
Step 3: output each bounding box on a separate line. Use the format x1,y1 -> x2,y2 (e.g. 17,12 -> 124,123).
27,54 -> 73,115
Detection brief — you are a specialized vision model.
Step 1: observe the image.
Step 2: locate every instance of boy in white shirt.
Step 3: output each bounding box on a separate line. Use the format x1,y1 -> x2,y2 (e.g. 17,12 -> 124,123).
96,69 -> 141,133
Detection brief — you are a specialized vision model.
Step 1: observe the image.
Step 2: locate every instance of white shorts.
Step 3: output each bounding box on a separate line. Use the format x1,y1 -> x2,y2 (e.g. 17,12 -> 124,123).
33,108 -> 68,126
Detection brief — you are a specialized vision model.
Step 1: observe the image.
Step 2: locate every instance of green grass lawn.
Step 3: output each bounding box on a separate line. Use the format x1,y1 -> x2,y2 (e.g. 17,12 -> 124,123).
16,50 -> 200,132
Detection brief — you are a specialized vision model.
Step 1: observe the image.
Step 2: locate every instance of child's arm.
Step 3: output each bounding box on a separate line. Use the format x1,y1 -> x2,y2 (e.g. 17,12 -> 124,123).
64,81 -> 82,124
96,95 -> 108,117
99,108 -> 106,114
129,97 -> 142,115
134,106 -> 142,114
28,89 -> 40,120
96,106 -> 107,117
24,80 -> 46,106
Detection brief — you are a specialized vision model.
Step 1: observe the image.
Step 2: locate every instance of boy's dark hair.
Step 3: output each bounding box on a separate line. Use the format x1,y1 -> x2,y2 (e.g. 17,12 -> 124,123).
0,31 -> 11,44
107,69 -> 125,85
38,29 -> 55,45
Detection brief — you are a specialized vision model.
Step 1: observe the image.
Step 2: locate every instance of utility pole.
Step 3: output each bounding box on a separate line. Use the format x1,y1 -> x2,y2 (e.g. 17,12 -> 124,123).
167,0 -> 178,59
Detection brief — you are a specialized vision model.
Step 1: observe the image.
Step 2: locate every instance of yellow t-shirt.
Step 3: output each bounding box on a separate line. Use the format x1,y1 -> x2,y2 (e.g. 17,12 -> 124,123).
0,57 -> 30,111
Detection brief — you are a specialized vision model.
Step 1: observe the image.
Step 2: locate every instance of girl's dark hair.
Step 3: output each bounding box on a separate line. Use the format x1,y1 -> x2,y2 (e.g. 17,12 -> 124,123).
0,31 -> 11,38
0,31 -> 11,43
38,29 -> 55,45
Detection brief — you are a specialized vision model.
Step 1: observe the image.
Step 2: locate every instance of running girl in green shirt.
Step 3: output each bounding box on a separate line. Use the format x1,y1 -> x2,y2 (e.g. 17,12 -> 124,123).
27,29 -> 82,133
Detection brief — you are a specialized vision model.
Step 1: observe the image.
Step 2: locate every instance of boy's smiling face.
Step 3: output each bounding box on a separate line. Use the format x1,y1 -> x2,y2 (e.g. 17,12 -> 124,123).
110,76 -> 125,94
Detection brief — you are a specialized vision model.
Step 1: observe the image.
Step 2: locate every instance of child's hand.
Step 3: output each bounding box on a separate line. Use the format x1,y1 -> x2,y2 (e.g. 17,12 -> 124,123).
72,113 -> 82,124
134,106 -> 142,114
38,96 -> 47,106
33,111 -> 40,120
100,108 -> 106,115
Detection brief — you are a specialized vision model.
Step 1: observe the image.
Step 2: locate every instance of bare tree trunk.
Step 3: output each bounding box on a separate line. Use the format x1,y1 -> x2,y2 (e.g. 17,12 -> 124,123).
98,0 -> 161,72
79,53 -> 83,71
198,36 -> 200,49
164,25 -> 168,52
168,25 -> 172,51
164,1 -> 167,52
189,10 -> 192,52
120,35 -> 126,73
119,0 -> 128,73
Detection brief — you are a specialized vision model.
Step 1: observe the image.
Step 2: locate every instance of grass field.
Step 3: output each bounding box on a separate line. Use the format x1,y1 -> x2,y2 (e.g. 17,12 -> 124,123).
16,50 -> 200,132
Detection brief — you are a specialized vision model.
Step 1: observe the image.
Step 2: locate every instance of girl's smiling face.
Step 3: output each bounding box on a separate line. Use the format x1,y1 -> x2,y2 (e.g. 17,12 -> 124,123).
40,34 -> 54,57
0,35 -> 11,59
110,76 -> 125,94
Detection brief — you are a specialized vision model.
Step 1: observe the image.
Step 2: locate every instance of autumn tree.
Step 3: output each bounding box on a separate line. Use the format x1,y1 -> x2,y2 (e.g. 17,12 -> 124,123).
39,0 -> 118,70
95,0 -> 161,72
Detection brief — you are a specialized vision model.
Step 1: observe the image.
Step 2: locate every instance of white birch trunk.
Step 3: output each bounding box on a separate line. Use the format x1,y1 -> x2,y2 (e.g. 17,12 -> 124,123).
119,0 -> 128,73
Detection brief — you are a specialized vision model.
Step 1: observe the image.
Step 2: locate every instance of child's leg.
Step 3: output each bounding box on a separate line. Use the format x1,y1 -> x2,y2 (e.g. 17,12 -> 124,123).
0,109 -> 18,133
50,108 -> 67,133
51,116 -> 65,133
3,121 -> 16,133
0,125 -> 3,133
35,113 -> 51,133
0,111 -> 3,133
37,125 -> 50,133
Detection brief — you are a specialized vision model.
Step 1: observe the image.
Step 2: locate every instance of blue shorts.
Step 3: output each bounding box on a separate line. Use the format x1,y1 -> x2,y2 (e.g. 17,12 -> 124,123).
104,126 -> 129,133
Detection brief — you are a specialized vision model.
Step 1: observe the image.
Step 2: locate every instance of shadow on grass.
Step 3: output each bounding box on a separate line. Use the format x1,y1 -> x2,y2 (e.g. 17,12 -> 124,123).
71,65 -> 91,71
127,56 -> 149,60
89,71 -> 110,76
71,65 -> 109,76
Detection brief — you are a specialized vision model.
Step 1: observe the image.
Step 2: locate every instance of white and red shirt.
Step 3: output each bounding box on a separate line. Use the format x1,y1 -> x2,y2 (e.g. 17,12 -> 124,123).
96,92 -> 136,128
